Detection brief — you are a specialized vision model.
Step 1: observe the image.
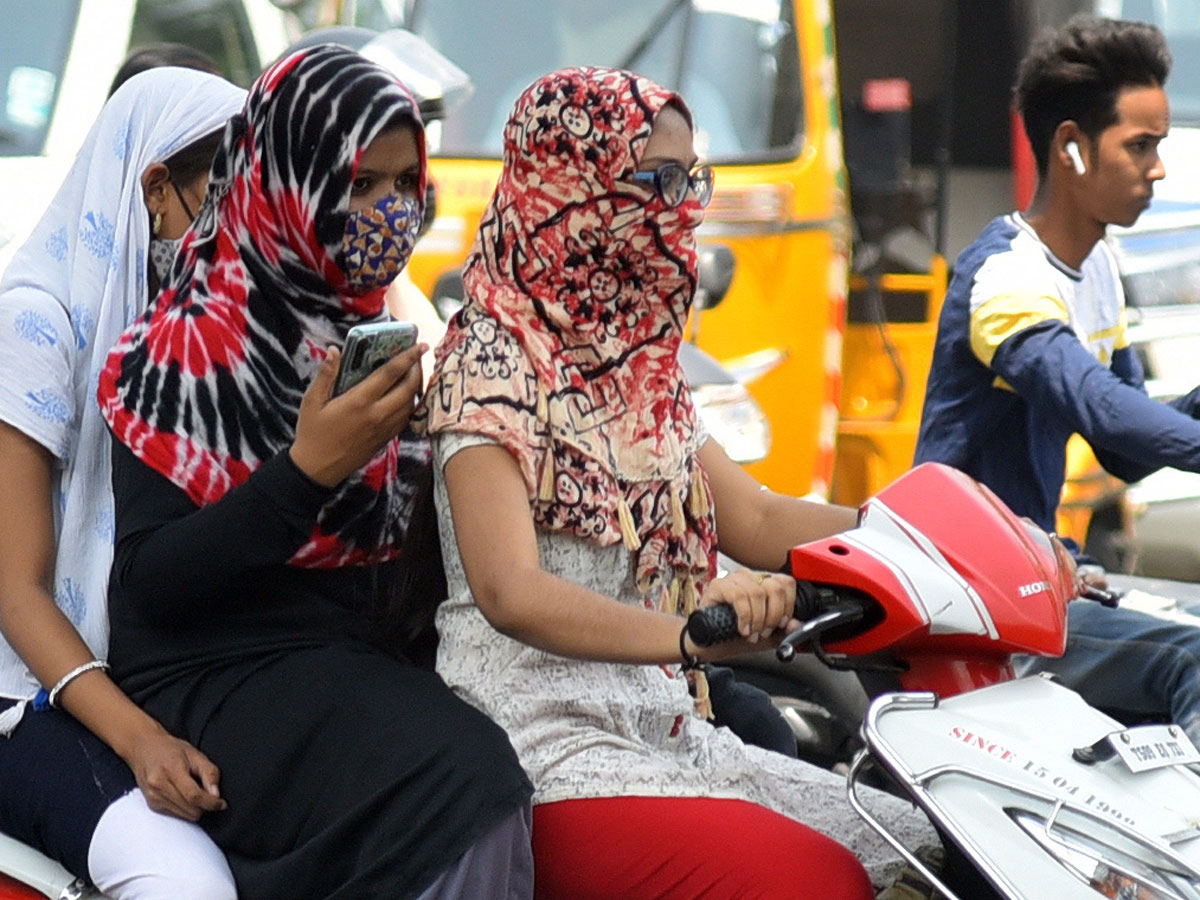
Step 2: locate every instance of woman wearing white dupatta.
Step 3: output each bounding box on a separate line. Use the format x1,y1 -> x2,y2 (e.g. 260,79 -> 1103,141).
0,68 -> 243,899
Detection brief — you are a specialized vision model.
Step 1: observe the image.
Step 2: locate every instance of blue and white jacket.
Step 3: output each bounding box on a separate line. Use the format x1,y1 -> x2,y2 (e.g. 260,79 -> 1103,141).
915,213 -> 1200,534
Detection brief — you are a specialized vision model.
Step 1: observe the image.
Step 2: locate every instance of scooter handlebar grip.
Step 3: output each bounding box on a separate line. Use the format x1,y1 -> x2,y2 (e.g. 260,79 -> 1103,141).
686,604 -> 741,647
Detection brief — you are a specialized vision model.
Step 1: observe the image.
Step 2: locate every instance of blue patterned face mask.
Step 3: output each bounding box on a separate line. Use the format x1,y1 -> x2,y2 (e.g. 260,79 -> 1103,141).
340,193 -> 422,292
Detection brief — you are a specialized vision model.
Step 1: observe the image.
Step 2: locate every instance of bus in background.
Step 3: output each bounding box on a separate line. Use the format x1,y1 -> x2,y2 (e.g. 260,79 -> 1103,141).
0,0 -> 292,275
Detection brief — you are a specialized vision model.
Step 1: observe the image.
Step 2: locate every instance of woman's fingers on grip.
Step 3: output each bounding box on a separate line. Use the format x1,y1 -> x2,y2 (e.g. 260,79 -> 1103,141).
746,571 -> 793,638
707,570 -> 795,641
732,584 -> 758,640
705,573 -> 756,640
762,573 -> 796,632
738,571 -> 771,639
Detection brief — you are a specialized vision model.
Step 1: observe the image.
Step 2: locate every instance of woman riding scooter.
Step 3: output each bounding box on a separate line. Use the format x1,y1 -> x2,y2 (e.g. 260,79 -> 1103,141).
421,65 -> 939,898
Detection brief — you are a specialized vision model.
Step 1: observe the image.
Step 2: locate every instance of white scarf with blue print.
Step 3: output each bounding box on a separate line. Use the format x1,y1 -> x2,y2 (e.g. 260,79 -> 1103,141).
0,67 -> 244,726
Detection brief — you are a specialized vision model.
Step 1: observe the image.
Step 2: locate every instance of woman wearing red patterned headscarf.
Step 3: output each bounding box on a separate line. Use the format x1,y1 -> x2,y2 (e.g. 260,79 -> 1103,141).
421,67 -> 936,899
98,46 -> 532,900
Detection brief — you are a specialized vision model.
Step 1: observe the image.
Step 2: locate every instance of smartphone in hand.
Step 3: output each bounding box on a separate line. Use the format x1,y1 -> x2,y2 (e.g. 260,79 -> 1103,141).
332,321 -> 419,396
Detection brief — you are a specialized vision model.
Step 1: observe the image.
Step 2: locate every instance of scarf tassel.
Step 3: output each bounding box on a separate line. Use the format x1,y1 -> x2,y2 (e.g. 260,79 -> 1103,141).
616,497 -> 641,550
693,669 -> 712,720
667,577 -> 681,615
0,700 -> 26,737
669,488 -> 686,536
538,452 -> 556,502
682,576 -> 699,616
688,469 -> 710,518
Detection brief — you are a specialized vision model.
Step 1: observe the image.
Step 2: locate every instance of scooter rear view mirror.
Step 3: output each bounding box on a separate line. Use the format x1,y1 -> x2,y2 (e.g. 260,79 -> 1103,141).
694,244 -> 735,311
360,29 -> 475,119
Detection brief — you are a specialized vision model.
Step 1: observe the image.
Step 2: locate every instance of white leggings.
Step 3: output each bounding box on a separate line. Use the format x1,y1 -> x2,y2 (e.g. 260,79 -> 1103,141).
87,791 -> 236,900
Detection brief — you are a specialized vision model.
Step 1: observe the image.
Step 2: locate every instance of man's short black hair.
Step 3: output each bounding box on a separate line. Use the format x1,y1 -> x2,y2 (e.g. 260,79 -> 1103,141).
1014,15 -> 1170,178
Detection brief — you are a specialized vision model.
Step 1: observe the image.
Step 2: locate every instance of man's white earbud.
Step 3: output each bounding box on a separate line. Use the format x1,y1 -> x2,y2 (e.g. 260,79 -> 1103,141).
1066,141 -> 1086,175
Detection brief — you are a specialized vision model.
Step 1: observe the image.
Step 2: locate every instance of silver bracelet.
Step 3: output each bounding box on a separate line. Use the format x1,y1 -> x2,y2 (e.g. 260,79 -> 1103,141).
48,660 -> 110,708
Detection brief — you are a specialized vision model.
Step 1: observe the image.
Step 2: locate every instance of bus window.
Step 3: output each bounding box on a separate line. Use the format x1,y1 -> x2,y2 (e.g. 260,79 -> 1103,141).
406,0 -> 804,163
131,0 -> 263,85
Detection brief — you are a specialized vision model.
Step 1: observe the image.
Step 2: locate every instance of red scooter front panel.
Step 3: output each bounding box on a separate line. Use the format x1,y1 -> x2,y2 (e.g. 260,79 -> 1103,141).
789,464 -> 1071,696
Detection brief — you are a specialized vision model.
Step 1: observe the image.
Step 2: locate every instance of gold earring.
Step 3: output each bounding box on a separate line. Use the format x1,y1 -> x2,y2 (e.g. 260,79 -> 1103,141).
152,212 -> 163,235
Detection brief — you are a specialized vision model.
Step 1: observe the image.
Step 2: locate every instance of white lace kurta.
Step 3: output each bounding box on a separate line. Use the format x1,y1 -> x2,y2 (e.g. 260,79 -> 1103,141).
432,433 -> 935,881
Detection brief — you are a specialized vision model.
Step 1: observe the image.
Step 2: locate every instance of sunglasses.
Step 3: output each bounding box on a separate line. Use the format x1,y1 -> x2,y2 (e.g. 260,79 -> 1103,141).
630,162 -> 714,208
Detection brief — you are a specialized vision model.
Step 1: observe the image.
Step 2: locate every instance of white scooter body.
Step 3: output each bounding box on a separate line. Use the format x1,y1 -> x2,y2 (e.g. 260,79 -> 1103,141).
856,677 -> 1200,899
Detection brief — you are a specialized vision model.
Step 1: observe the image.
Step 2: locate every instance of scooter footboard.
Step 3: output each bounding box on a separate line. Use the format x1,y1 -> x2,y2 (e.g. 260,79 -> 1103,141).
852,678 -> 1200,900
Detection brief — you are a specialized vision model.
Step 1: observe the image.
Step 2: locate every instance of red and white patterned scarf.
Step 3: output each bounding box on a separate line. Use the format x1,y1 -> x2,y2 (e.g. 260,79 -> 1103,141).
99,46 -> 429,568
421,67 -> 717,616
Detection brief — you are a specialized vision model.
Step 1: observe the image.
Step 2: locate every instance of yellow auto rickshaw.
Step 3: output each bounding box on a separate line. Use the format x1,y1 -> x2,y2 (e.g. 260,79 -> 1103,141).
402,0 -> 851,498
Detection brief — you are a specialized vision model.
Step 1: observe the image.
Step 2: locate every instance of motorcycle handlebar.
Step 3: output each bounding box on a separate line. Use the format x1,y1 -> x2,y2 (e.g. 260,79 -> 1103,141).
1079,584 -> 1121,608
685,603 -> 741,647
685,580 -> 860,647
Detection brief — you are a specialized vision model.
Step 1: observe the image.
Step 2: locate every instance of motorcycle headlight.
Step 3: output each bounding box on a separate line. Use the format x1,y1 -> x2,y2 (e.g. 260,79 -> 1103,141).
1093,865 -> 1182,899
692,382 -> 771,465
1011,809 -> 1200,899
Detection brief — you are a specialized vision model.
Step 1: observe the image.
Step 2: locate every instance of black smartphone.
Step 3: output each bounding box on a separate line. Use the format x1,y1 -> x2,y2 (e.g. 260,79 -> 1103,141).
332,321 -> 419,396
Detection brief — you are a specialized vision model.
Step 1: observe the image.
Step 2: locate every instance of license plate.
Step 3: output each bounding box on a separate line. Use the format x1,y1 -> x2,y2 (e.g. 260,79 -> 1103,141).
1110,724 -> 1200,773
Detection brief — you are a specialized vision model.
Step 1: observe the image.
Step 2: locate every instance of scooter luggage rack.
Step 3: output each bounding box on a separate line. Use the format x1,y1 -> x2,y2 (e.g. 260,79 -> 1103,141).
847,691 -> 1200,900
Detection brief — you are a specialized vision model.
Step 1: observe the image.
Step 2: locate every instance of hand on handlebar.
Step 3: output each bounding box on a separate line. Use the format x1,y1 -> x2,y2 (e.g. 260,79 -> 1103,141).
1042,533 -> 1120,606
1075,562 -> 1109,591
689,570 -> 800,660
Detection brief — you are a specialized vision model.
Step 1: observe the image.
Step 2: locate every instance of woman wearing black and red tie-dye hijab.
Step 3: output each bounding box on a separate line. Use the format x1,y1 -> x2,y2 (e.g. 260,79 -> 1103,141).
97,46 -> 534,900
100,44 -> 431,567
422,67 -> 936,899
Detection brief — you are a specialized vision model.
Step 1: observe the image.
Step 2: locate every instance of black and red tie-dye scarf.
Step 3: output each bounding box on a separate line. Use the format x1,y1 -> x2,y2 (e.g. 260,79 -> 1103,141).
420,67 -> 717,621
99,45 -> 428,568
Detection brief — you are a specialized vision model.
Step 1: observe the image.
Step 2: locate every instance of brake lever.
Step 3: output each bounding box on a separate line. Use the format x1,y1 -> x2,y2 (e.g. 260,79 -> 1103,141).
776,601 -> 864,662
1079,584 -> 1122,608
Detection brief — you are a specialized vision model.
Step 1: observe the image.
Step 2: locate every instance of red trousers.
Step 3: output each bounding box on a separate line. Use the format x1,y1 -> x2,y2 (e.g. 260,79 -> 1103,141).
532,796 -> 874,900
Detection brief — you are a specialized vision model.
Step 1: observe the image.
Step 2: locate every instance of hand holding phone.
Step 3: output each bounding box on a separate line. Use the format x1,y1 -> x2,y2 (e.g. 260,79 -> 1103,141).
332,321 -> 419,396
291,322 -> 424,487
